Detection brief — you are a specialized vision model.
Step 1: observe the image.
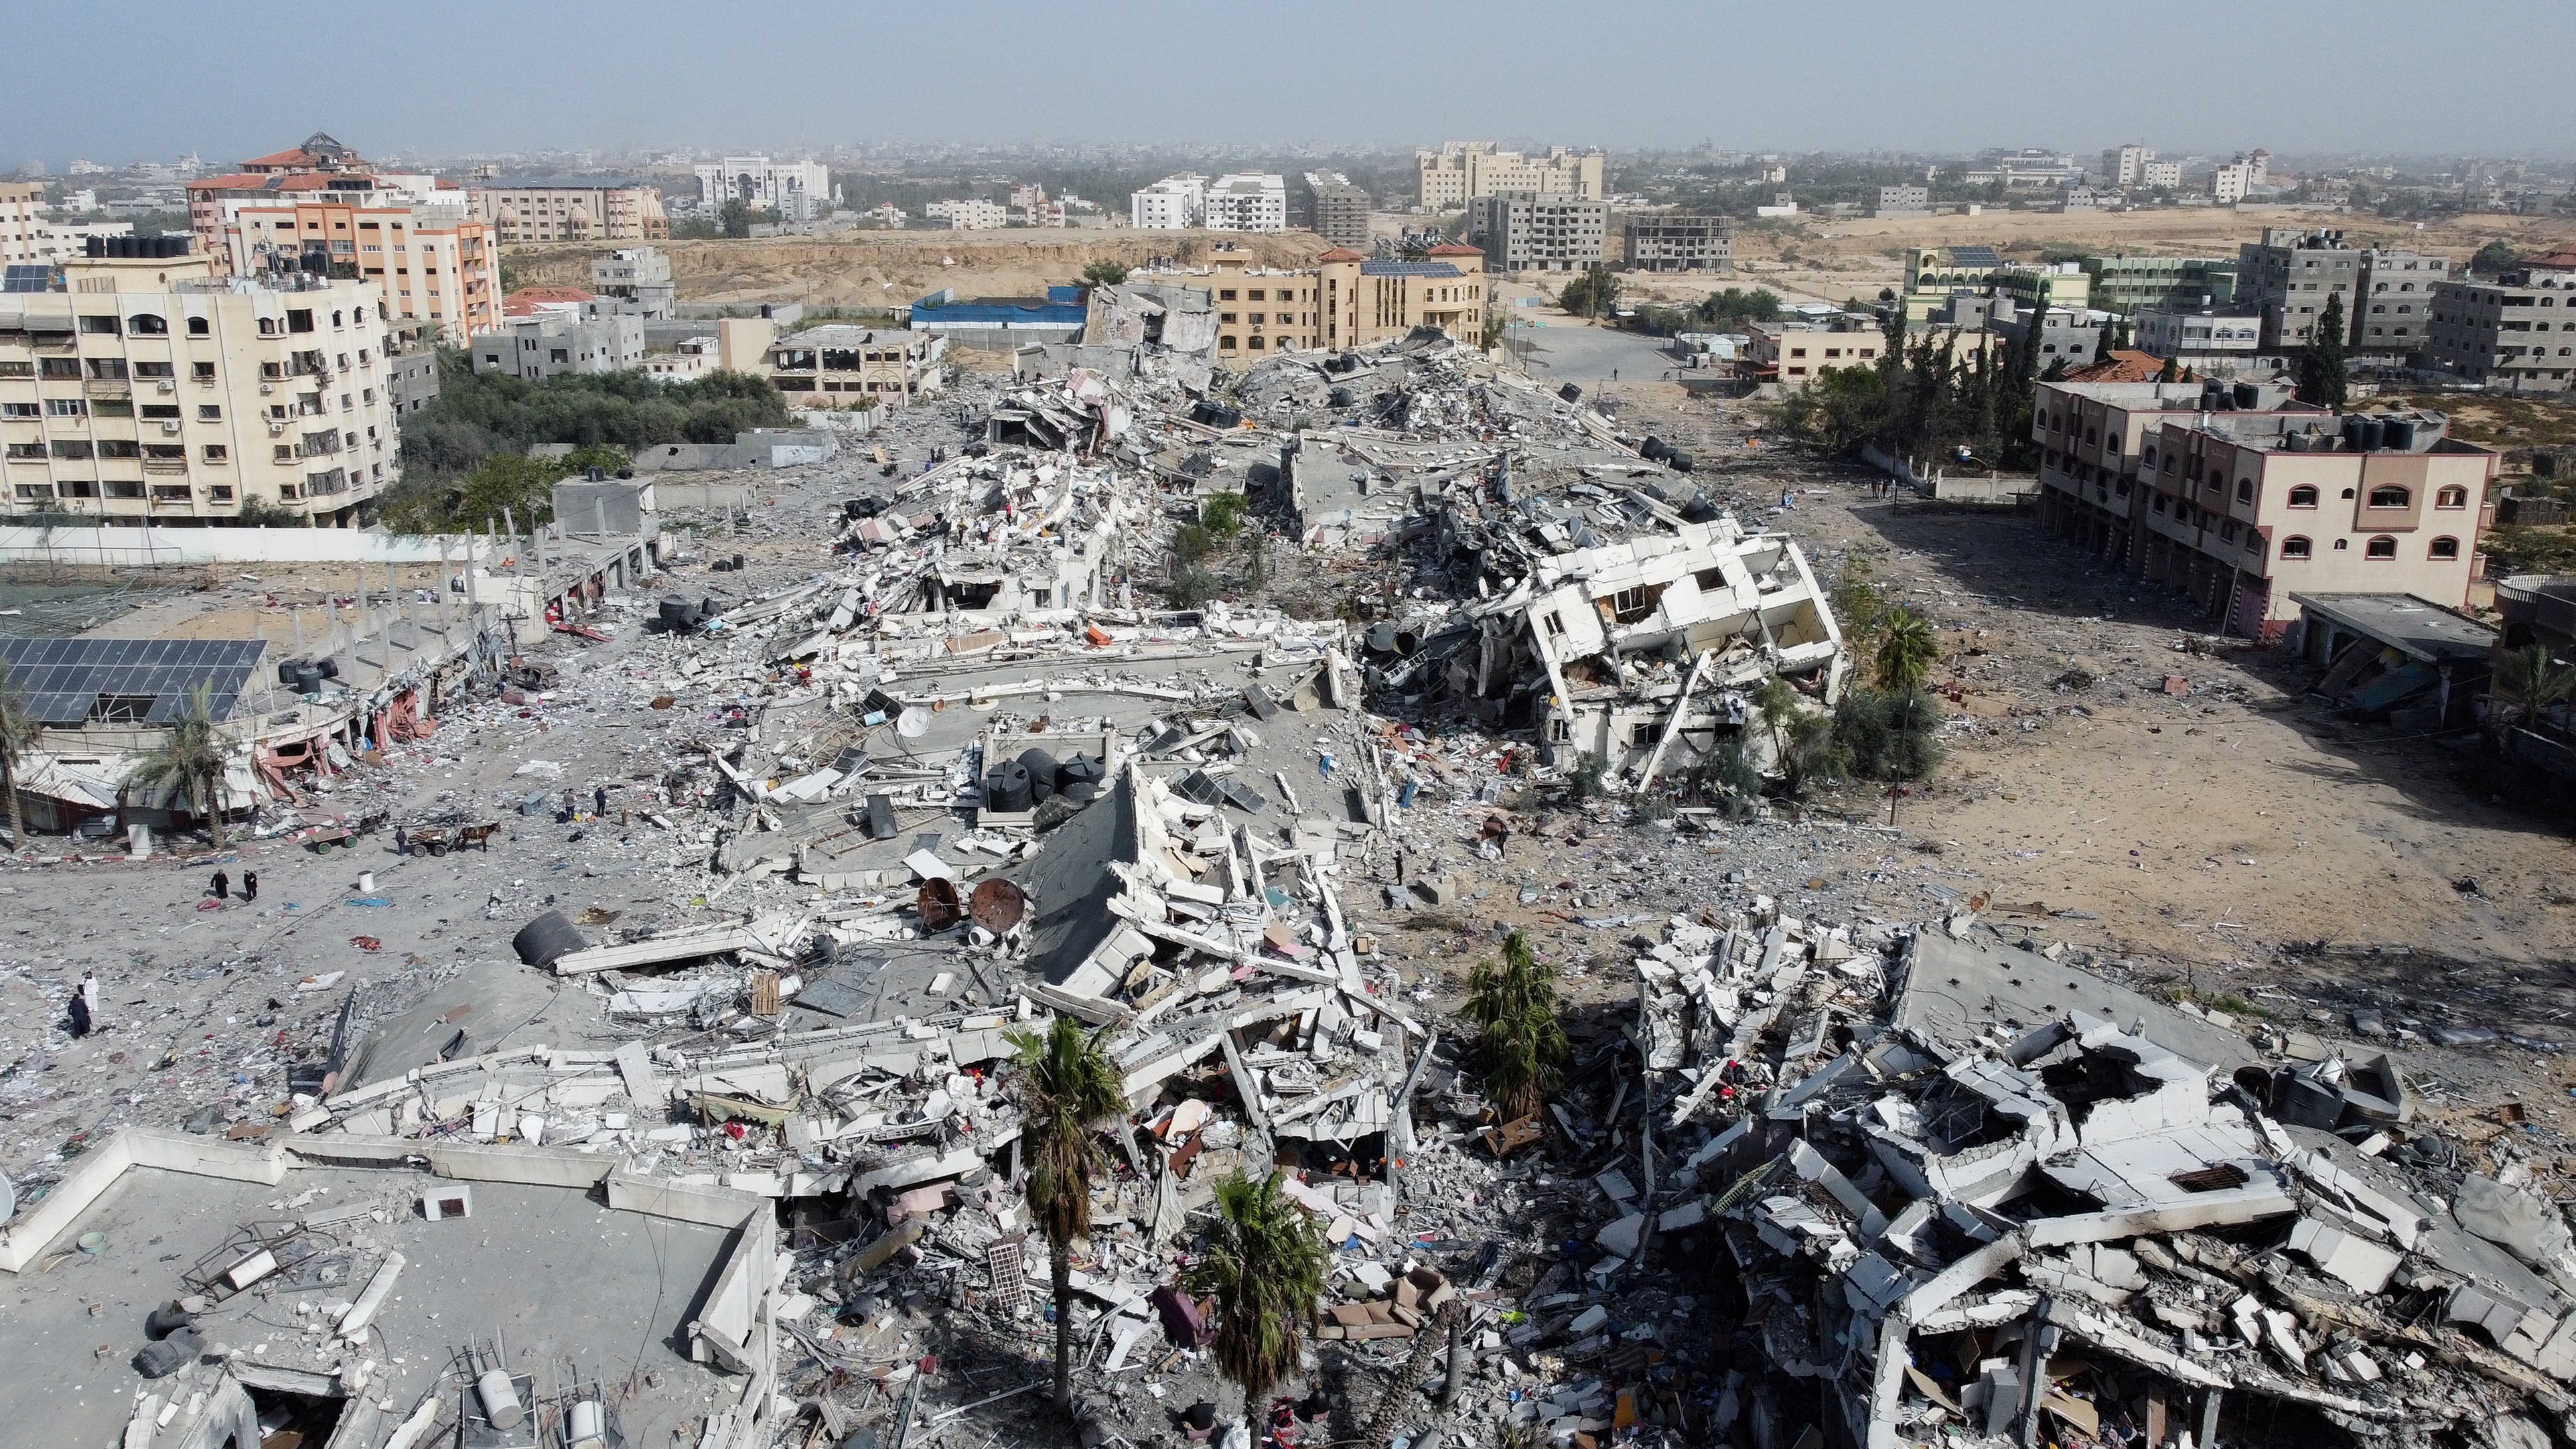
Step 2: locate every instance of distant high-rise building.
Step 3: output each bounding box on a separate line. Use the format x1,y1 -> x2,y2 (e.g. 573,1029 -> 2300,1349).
1417,143 -> 1604,209
1302,171 -> 1370,249
1204,174 -> 1287,233
1130,174 -> 1206,230
692,155 -> 835,222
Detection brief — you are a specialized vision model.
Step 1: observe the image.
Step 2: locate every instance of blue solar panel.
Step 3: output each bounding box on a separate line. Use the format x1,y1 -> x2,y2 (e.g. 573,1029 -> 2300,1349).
1944,246 -> 2003,269
0,638 -> 268,726
1,264 -> 52,293
1360,261 -> 1465,279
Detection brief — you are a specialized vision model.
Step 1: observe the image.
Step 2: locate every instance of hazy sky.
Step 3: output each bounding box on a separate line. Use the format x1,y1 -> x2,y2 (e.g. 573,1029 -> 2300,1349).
11,1 -> 2574,165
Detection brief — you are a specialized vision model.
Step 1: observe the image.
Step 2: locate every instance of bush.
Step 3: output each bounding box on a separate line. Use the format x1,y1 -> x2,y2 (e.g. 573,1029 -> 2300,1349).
1832,687 -> 1943,780
1201,492 -> 1248,537
1171,523 -> 1214,565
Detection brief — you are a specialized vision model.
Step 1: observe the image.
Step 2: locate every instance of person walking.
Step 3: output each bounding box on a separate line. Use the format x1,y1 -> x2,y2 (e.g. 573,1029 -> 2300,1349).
394,825 -> 409,857
210,870 -> 229,900
82,971 -> 101,1025
593,784 -> 609,817
68,988 -> 91,1038
242,871 -> 258,904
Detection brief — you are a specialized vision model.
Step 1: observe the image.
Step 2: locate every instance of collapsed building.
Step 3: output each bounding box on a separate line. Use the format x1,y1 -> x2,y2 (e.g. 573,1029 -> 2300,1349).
1627,914 -> 2576,1448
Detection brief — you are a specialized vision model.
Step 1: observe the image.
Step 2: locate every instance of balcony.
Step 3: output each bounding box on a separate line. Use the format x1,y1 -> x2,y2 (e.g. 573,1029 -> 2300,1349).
82,377 -> 131,397
143,458 -> 188,475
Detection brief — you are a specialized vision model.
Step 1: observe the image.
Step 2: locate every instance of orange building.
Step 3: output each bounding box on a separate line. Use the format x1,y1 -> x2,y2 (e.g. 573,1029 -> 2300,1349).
188,134 -> 498,340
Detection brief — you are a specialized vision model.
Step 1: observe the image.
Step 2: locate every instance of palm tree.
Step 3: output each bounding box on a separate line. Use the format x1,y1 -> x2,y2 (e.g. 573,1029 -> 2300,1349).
1003,1015 -> 1125,1415
2487,644 -> 2573,749
0,661 -> 35,850
123,679 -> 230,847
1874,608 -> 1939,692
1463,930 -> 1568,1122
1186,1170 -> 1326,1426
1360,1299 -> 1465,1449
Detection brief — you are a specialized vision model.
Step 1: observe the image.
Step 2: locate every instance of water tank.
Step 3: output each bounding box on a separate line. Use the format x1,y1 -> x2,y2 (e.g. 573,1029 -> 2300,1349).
1678,492 -> 1721,523
658,595 -> 698,630
294,665 -> 322,697
1016,748 -> 1060,805
2342,415 -> 2367,452
2359,416 -> 2386,452
1058,752 -> 1104,793
2282,431 -> 2307,453
2232,381 -> 2259,409
315,658 -> 340,681
1666,451 -> 1695,472
2383,418 -> 2416,451
982,762 -> 1032,813
1640,435 -> 1670,461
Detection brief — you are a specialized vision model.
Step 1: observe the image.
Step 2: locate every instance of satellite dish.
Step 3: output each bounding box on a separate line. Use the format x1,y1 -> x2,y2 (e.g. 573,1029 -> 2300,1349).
896,707 -> 932,739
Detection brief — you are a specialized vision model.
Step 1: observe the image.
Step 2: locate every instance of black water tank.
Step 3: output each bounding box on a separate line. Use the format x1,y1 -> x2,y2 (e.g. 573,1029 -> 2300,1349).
983,762 -> 1032,813
1328,387 -> 1356,409
844,496 -> 882,519
294,665 -> 321,696
1678,492 -> 1721,523
315,657 -> 340,681
2359,416 -> 2386,452
658,595 -> 698,630
1666,451 -> 1695,472
1640,436 -> 1669,461
1058,752 -> 1104,793
1017,748 -> 1060,805
2232,381 -> 2259,409
2384,418 -> 2416,451
1559,383 -> 1582,403
277,659 -> 303,686
2343,415 -> 2366,452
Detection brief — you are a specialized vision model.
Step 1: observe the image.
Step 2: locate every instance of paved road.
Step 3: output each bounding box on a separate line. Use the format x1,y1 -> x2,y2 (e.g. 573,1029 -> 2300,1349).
1500,318 -> 1686,393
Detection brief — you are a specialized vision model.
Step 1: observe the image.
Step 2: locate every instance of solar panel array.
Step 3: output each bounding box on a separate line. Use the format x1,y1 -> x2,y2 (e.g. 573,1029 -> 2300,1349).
1359,261 -> 1465,279
1,265 -> 53,294
1944,246 -> 2003,269
0,638 -> 269,726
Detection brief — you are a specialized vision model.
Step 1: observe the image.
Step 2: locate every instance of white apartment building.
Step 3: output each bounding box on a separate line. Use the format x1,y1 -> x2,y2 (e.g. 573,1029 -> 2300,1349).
1204,174 -> 1287,233
2102,144 -> 2154,189
1,243 -> 400,527
1130,175 -> 1208,230
925,199 -> 1009,231
693,155 -> 835,222
1,183 -> 135,269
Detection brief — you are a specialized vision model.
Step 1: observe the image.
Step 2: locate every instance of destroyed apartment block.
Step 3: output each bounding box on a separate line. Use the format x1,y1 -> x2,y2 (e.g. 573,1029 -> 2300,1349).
1622,916 -> 2576,1448
1385,511 -> 1847,784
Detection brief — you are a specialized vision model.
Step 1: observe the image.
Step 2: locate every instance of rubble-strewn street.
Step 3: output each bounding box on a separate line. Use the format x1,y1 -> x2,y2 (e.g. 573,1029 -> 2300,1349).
3,338 -> 2573,1449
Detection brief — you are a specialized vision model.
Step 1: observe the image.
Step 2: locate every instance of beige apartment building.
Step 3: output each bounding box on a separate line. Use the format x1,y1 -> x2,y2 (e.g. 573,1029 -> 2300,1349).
1744,320 -> 1885,384
763,326 -> 946,405
1416,143 -> 1605,209
1204,253 -> 1321,358
1,245 -> 401,526
2033,378 -> 2495,636
471,182 -> 668,243
1316,245 -> 1487,350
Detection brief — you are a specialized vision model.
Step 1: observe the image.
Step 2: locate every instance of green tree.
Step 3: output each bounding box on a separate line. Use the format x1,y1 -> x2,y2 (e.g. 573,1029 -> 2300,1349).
1186,1170 -> 1326,1424
2157,352 -> 2180,383
1559,263 -> 1619,320
2092,320 -> 2115,365
1080,259 -> 1131,287
1775,365 -> 1890,458
2297,292 -> 2349,411
1832,686 -> 1944,780
1463,930 -> 1569,1121
2486,645 -> 2573,750
0,661 -> 35,849
123,679 -> 230,847
1003,1016 -> 1127,1414
1201,492 -> 1248,537
719,198 -> 754,239
1873,607 -> 1938,690
2471,240 -> 2522,277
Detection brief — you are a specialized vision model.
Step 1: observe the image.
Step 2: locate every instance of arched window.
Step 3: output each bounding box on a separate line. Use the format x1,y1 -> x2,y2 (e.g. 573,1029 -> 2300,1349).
2236,479 -> 2255,503
2142,445 -> 2158,468
2435,485 -> 2467,508
2430,536 -> 2460,559
186,316 -> 209,336
127,313 -> 167,335
2281,535 -> 2313,559
2365,535 -> 2397,559
258,318 -> 277,336
2206,468 -> 2225,492
2367,485 -> 2409,508
2085,427 -> 2099,445
332,310 -> 344,327
2288,485 -> 2318,508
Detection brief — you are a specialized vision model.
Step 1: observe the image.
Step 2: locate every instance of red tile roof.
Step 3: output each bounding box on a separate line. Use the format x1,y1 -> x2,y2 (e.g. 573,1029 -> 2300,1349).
240,148 -> 324,169
1315,247 -> 1366,262
502,287 -> 597,316
2525,247 -> 2576,270
187,174 -> 275,194
1426,243 -> 1483,257
2064,349 -> 2169,383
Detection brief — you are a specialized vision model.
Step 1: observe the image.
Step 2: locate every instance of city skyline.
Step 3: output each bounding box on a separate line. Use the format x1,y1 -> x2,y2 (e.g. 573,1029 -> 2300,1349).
7,1 -> 2576,165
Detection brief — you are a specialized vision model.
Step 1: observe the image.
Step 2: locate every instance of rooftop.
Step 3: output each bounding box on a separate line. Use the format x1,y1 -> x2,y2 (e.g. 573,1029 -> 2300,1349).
1358,261 -> 1463,279
2292,592 -> 2499,663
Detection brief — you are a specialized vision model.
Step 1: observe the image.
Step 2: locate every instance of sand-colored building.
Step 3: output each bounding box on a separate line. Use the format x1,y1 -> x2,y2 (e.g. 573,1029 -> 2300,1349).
1317,243 -> 1488,350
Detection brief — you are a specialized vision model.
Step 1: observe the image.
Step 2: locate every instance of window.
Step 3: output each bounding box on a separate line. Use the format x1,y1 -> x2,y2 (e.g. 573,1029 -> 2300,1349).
1218,336 -> 1236,350
134,360 -> 172,379
50,439 -> 93,459
2365,535 -> 2396,559
2367,485 -> 2409,508
127,314 -> 167,335
2429,536 -> 2460,559
2280,535 -> 2312,559
96,439 -> 137,459
202,444 -> 227,462
2287,484 -> 2317,508
287,309 -> 313,333
78,315 -> 119,335
0,401 -> 36,419
46,397 -> 86,417
1790,348 -> 1807,358
2435,485 -> 2467,508
193,361 -> 215,381
2206,468 -> 2224,492
1219,290 -> 1236,301
188,316 -> 210,336
198,405 -> 221,421
141,404 -> 179,420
